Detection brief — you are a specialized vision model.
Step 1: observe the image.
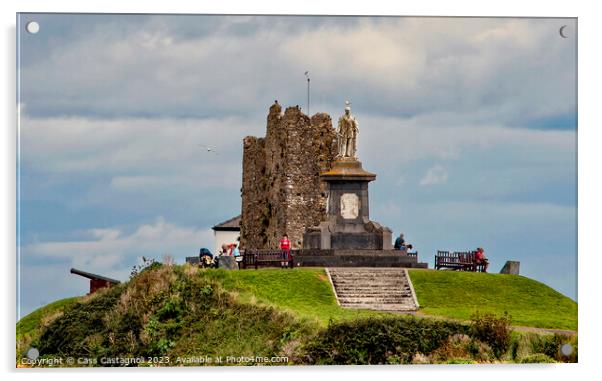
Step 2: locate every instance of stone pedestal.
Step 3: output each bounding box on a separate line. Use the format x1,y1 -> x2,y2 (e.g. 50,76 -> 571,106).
303,159 -> 393,250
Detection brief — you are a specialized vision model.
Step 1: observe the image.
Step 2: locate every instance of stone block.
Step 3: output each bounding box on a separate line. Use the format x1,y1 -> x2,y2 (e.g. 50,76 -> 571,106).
217,256 -> 239,270
500,260 -> 520,275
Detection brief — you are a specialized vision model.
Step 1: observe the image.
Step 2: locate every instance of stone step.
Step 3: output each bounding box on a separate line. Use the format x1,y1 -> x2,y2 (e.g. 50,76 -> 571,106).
331,275 -> 406,279
332,272 -> 405,274
330,271 -> 405,277
327,267 -> 418,312
330,272 -> 405,277
334,287 -> 412,293
336,293 -> 413,299
338,297 -> 412,303
329,267 -> 409,271
339,303 -> 417,311
332,281 -> 409,286
337,286 -> 412,295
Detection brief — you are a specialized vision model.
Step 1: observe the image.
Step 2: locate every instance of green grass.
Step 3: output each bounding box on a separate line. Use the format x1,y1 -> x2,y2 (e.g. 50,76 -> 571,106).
17,297 -> 80,341
202,268 -> 396,326
408,269 -> 577,330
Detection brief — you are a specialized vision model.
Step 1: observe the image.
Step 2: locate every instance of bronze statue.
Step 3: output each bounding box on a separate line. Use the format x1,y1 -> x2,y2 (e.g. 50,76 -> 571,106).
337,101 -> 359,159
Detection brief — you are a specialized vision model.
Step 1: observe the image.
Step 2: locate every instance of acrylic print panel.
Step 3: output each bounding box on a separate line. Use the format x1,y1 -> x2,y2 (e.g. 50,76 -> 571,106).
16,13 -> 577,367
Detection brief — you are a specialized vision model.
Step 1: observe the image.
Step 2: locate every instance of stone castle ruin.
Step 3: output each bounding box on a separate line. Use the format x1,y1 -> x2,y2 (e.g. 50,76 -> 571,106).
240,102 -> 337,250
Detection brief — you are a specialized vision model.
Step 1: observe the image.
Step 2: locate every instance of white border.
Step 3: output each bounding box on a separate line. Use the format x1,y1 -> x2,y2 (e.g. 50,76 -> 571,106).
3,1 -> 600,380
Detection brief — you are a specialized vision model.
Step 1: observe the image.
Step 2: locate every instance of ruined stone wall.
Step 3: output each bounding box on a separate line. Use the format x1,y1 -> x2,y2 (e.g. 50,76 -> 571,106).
240,135 -> 266,249
240,102 -> 337,250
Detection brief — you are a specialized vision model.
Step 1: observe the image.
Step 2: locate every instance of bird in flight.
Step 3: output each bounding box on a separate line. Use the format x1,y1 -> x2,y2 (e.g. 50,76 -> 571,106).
198,144 -> 219,155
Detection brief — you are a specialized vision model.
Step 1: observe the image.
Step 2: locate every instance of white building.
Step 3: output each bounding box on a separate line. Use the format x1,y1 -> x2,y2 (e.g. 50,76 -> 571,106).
212,215 -> 241,255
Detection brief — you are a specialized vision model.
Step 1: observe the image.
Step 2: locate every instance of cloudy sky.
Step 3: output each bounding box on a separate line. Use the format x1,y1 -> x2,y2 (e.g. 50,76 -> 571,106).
17,14 -> 577,316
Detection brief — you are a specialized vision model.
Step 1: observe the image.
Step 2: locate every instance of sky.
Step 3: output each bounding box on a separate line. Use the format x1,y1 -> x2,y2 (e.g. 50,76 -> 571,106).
16,14 -> 577,317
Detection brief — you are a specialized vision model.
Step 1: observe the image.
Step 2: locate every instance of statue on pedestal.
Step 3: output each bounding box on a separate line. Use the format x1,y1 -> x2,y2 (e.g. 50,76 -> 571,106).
337,101 -> 359,159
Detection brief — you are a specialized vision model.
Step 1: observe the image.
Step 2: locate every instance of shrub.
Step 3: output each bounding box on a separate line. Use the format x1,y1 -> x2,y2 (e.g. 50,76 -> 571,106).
130,257 -> 162,278
520,353 -> 556,363
302,316 -> 468,365
528,333 -> 577,363
469,312 -> 512,359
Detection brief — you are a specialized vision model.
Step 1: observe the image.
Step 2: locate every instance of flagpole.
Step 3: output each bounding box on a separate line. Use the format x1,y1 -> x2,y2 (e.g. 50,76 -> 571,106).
305,71 -> 310,116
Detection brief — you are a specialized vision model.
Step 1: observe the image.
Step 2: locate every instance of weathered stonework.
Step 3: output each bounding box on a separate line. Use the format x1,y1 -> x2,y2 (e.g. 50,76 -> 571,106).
240,102 -> 337,250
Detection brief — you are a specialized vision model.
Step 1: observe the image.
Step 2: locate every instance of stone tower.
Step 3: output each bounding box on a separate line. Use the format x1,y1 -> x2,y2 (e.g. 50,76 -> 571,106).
240,102 -> 337,250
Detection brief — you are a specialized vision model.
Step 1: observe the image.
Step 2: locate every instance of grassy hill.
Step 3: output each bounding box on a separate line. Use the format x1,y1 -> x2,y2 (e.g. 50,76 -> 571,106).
17,297 -> 80,350
408,269 -> 577,331
17,265 -> 578,366
203,268 -> 393,325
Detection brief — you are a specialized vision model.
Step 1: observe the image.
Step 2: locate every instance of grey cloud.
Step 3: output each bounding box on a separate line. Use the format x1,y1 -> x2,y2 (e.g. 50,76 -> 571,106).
19,15 -> 576,127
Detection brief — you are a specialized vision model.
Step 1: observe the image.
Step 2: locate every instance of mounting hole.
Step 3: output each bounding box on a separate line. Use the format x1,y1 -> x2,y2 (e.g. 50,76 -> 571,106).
560,343 -> 573,356
26,21 -> 40,34
27,347 -> 40,360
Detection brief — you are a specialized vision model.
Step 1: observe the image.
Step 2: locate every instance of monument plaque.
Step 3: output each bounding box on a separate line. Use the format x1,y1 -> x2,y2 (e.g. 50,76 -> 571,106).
340,193 -> 359,219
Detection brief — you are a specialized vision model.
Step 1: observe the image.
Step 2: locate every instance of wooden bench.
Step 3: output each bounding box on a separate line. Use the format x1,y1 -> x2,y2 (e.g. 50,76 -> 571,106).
407,251 -> 418,259
435,250 -> 486,272
242,250 -> 295,269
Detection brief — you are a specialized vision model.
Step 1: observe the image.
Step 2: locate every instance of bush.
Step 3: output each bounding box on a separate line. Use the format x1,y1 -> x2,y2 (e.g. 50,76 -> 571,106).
130,257 -> 162,278
302,316 -> 469,365
520,353 -> 556,363
469,312 -> 512,359
528,333 -> 577,363
34,266 -> 309,365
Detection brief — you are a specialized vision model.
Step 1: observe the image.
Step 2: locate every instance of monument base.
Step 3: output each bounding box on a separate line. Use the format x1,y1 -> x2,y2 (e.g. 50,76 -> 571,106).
294,249 -> 428,268
303,159 -> 396,251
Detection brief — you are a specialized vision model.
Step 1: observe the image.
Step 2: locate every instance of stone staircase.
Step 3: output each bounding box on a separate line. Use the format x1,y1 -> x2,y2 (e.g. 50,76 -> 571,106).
326,267 -> 419,312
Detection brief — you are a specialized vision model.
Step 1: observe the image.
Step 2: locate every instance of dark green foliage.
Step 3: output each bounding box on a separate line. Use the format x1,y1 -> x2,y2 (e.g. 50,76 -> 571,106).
528,333 -> 577,362
302,317 -> 469,365
469,312 -> 512,359
37,285 -> 125,358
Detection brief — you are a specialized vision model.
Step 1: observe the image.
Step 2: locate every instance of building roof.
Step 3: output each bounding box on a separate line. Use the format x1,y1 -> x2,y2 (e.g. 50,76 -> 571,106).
212,215 -> 241,231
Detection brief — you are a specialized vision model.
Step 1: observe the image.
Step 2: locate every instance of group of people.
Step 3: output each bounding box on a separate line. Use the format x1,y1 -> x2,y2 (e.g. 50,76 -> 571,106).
198,241 -> 242,269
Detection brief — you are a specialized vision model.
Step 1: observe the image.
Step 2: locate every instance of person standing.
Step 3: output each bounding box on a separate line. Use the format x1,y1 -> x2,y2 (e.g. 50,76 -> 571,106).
279,234 -> 291,269
232,243 -> 242,269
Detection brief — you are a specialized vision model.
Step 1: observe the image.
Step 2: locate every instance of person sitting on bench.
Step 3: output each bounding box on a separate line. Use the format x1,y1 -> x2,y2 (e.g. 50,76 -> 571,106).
475,247 -> 489,272
394,233 -> 405,250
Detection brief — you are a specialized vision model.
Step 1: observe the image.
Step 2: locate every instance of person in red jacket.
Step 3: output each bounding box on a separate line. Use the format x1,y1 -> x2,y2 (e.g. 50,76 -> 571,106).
279,234 -> 291,269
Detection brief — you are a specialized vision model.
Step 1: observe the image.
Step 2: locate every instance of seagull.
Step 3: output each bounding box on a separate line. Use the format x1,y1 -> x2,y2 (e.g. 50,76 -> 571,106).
198,144 -> 219,155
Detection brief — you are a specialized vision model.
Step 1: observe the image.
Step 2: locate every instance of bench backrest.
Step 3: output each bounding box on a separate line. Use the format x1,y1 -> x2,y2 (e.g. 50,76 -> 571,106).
243,250 -> 295,262
436,250 -> 476,263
